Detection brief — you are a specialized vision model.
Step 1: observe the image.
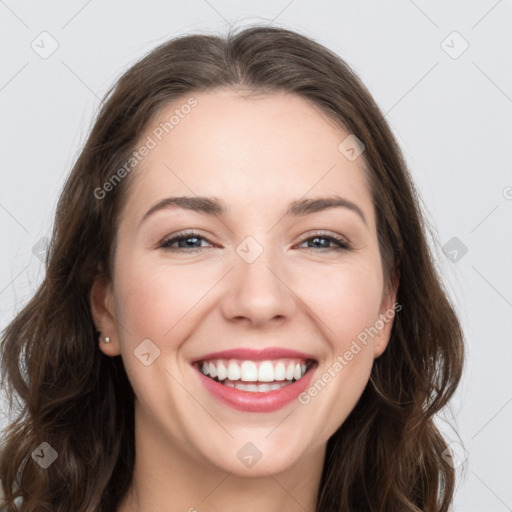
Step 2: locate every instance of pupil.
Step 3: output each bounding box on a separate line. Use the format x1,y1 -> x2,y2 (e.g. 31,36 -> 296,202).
312,237 -> 327,248
181,237 -> 199,248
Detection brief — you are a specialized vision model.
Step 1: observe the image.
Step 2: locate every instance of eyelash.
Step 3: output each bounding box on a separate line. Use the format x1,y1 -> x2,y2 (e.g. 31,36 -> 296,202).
159,230 -> 351,253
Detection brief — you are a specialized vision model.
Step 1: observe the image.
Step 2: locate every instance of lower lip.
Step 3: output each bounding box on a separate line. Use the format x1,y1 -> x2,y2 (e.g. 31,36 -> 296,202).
194,364 -> 317,413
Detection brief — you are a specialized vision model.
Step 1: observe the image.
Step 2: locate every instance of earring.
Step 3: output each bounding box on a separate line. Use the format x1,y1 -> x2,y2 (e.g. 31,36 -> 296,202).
103,336 -> 111,344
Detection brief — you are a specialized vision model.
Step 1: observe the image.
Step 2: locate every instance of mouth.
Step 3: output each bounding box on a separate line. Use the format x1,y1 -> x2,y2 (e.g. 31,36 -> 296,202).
191,348 -> 318,412
193,357 -> 316,392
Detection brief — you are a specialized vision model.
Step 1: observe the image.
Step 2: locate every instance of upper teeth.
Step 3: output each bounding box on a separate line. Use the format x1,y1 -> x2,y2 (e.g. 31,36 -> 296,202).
200,358 -> 308,382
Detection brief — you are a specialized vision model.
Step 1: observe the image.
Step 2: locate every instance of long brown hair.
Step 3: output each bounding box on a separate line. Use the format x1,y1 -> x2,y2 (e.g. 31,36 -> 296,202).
0,26 -> 464,511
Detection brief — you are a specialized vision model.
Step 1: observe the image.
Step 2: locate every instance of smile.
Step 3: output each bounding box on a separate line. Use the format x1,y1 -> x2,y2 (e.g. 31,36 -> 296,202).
196,358 -> 312,392
191,348 -> 318,412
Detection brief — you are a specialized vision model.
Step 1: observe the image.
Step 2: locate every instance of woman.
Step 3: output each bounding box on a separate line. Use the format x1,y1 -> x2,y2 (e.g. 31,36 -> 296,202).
0,26 -> 464,511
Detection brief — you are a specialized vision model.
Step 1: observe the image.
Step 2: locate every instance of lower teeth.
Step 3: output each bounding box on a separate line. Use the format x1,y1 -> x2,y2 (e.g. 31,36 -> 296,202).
216,378 -> 295,392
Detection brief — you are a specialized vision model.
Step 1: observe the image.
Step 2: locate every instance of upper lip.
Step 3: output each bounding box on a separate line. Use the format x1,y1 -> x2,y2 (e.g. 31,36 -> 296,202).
191,347 -> 317,363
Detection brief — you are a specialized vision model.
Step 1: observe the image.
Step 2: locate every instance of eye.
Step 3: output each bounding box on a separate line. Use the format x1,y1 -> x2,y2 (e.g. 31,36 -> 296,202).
159,231 -> 213,252
159,231 -> 352,253
295,232 -> 351,251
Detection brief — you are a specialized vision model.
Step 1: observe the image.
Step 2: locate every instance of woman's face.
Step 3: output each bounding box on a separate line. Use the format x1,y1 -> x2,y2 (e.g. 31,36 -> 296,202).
93,89 -> 396,476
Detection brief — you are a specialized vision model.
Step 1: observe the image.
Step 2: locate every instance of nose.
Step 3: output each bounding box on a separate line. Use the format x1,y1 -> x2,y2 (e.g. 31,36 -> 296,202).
219,244 -> 297,328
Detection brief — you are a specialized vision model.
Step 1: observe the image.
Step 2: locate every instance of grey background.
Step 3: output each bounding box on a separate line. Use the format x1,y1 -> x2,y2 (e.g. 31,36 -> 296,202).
1,1 -> 511,510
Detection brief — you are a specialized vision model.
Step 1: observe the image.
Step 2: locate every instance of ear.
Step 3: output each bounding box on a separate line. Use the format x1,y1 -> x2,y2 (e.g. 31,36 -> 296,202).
374,272 -> 399,359
90,272 -> 122,357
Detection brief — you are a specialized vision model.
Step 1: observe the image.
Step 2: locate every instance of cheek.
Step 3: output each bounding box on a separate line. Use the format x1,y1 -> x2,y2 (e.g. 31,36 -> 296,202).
111,256 -> 225,382
295,258 -> 383,349
296,261 -> 382,437
113,255 -> 222,347
111,257 -> 217,407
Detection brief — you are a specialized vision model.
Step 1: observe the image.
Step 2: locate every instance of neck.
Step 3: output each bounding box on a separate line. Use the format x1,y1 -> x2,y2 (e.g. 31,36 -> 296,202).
117,406 -> 326,512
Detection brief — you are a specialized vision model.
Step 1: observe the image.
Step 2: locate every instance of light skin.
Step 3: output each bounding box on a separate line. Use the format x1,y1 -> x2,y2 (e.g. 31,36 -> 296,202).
90,89 -> 397,512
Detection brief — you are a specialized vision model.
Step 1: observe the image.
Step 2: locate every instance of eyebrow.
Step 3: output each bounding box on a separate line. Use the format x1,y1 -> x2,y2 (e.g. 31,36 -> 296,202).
140,195 -> 367,226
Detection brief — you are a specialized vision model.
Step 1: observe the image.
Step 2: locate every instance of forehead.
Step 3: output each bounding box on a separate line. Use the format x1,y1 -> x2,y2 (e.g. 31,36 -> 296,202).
121,90 -> 374,225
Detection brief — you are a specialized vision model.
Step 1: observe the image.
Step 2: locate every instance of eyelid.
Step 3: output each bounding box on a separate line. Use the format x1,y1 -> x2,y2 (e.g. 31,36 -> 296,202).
295,230 -> 352,248
158,230 -> 214,250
